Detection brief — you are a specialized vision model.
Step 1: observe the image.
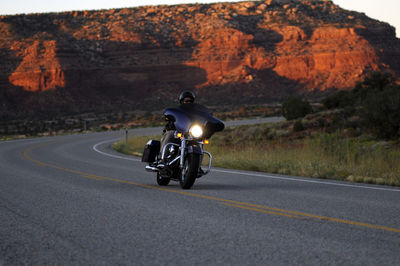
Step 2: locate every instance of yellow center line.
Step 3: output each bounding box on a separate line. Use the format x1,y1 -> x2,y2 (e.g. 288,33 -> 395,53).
23,142 -> 400,234
224,203 -> 303,219
81,174 -> 106,181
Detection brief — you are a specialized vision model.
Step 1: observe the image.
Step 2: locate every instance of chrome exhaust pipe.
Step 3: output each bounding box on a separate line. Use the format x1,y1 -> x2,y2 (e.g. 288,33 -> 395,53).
145,166 -> 159,172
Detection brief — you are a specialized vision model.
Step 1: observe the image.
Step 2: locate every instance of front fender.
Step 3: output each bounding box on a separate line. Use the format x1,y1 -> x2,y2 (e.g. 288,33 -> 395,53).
187,145 -> 203,155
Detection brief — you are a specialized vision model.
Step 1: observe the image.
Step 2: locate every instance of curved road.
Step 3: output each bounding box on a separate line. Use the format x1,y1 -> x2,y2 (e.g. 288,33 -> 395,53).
1,120 -> 400,265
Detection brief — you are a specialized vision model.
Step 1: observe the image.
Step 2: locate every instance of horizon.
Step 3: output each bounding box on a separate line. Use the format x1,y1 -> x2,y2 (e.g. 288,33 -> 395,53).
0,0 -> 399,37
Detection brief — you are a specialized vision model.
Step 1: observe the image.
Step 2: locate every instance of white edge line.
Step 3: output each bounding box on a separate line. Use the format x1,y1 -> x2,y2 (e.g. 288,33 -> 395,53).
93,138 -> 140,162
213,169 -> 400,192
93,139 -> 400,193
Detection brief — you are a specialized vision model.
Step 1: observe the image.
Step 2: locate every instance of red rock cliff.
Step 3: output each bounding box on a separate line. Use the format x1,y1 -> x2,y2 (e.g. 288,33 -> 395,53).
9,40 -> 65,92
0,0 -> 399,119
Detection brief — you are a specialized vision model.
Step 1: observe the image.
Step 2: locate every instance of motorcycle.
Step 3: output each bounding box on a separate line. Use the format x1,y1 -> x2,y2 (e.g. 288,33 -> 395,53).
142,103 -> 224,189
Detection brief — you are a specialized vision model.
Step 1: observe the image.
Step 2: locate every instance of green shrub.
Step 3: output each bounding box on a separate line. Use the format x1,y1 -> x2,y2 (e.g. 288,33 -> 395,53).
322,71 -> 400,139
323,90 -> 355,109
281,96 -> 312,120
362,85 -> 400,139
356,72 -> 400,139
354,71 -> 396,96
293,119 -> 305,132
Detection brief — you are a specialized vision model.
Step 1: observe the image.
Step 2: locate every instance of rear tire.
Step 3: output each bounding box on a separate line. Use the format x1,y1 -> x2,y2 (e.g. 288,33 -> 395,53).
180,153 -> 201,189
156,172 -> 170,186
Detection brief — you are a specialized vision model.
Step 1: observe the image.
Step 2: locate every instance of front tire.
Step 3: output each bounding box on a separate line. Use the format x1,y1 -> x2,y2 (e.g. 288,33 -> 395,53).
156,172 -> 170,186
180,153 -> 201,189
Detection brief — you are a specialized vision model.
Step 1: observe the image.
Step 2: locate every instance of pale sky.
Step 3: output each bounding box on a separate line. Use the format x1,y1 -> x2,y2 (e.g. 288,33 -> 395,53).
1,0 -> 399,37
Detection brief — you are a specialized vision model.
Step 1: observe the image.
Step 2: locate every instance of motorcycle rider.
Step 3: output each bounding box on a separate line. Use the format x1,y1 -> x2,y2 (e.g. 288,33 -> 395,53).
159,90 -> 196,162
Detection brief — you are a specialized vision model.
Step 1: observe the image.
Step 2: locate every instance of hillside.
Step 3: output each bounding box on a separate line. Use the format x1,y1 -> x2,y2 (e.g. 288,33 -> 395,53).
0,0 -> 399,123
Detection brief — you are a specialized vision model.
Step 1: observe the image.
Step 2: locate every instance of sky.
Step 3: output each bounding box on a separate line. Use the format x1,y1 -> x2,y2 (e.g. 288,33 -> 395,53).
1,0 -> 399,37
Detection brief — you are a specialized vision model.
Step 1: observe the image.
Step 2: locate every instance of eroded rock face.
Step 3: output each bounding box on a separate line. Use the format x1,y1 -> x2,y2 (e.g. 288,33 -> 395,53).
9,40 -> 65,92
273,26 -> 381,90
0,0 -> 399,119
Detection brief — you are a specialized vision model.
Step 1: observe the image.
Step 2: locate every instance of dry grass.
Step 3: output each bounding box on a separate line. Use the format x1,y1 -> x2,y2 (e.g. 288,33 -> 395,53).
206,135 -> 400,186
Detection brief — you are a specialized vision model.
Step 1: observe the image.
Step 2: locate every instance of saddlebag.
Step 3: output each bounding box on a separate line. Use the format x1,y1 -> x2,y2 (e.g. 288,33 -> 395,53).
141,140 -> 161,163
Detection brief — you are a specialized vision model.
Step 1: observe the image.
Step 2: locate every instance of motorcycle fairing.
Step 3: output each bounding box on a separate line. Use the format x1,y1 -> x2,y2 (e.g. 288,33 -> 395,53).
164,103 -> 225,138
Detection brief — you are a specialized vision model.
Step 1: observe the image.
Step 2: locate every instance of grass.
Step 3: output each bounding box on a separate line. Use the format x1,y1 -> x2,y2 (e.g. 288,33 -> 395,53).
112,135 -> 161,157
207,135 -> 400,186
113,124 -> 400,187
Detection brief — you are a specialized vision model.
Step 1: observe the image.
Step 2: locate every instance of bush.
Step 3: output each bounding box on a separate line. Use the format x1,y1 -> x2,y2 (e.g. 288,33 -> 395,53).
293,119 -> 305,132
281,96 -> 312,120
362,85 -> 400,139
322,71 -> 400,139
322,90 -> 355,109
355,71 -> 396,93
355,72 -> 400,139
323,72 -> 396,110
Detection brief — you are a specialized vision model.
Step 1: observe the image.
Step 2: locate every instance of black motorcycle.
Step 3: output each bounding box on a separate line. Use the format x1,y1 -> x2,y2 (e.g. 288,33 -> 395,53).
142,103 -> 224,189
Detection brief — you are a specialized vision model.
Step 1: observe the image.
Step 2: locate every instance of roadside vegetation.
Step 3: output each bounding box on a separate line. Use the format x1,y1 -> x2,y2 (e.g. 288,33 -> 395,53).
114,117 -> 400,187
114,72 -> 400,187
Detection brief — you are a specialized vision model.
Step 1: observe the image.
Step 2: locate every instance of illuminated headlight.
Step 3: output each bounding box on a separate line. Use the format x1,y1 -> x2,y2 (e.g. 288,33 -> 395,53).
189,125 -> 203,138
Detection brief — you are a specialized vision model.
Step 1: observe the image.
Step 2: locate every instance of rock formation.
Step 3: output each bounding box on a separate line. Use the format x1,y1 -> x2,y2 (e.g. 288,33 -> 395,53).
9,40 -> 65,92
0,0 -> 399,120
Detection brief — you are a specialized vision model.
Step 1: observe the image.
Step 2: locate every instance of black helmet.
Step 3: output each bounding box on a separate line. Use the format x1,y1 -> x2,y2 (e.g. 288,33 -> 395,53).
179,90 -> 195,104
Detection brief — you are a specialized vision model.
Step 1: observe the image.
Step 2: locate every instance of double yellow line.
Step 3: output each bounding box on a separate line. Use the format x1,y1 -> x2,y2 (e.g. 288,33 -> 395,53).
23,142 -> 400,234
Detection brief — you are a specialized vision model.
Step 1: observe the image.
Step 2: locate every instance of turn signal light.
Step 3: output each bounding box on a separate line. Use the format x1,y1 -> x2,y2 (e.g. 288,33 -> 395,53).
204,140 -> 210,145
177,132 -> 183,138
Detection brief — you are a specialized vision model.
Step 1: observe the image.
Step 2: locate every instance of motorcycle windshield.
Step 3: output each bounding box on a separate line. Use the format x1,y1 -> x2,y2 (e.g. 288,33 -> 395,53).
164,103 -> 224,138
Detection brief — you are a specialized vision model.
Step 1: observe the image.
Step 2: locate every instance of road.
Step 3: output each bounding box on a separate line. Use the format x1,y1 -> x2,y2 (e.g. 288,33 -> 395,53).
1,119 -> 400,265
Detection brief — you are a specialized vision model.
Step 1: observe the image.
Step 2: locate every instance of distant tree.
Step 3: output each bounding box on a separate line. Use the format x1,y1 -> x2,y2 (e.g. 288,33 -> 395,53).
281,96 -> 312,120
322,71 -> 400,139
361,84 -> 400,139
355,71 -> 396,93
323,72 -> 397,110
353,72 -> 400,139
322,90 -> 355,109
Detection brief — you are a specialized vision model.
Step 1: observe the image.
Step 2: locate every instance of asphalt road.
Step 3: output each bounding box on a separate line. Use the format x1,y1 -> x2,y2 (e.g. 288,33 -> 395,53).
1,119 -> 400,265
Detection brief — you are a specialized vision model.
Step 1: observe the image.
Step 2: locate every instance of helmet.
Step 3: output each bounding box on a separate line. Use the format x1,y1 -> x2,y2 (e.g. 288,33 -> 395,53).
179,90 -> 195,104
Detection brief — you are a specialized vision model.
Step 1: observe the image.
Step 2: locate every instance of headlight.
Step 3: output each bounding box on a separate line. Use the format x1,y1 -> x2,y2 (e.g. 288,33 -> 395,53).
189,125 -> 203,138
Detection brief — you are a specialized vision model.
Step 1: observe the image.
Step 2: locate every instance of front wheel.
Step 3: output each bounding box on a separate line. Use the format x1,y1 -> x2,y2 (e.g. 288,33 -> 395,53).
156,172 -> 170,186
180,153 -> 201,189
